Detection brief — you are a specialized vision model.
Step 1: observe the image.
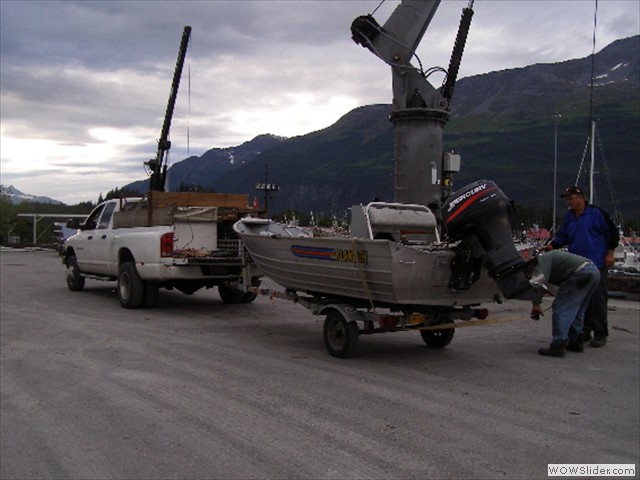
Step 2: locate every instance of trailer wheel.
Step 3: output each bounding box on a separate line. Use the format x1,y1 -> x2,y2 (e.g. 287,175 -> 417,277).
420,328 -> 455,348
323,311 -> 359,358
65,255 -> 85,292
118,261 -> 144,309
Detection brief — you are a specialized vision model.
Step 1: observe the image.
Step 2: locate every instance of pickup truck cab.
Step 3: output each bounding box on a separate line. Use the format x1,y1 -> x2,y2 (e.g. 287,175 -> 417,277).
63,192 -> 260,308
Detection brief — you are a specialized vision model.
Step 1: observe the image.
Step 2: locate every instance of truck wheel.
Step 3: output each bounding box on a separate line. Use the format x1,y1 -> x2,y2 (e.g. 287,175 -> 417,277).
323,311 -> 359,358
66,255 -> 85,292
143,281 -> 160,308
240,277 -> 261,303
118,262 -> 144,309
218,284 -> 245,304
219,278 -> 260,304
420,328 -> 455,348
241,291 -> 258,303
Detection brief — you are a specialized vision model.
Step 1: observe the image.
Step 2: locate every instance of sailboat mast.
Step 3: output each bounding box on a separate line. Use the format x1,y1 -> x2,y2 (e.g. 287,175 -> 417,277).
587,0 -> 598,205
552,112 -> 561,234
589,120 -> 595,204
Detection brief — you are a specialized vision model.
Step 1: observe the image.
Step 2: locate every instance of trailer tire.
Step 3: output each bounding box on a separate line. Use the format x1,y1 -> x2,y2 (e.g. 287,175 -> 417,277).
65,255 -> 85,292
420,328 -> 455,348
323,311 -> 359,358
118,262 -> 144,309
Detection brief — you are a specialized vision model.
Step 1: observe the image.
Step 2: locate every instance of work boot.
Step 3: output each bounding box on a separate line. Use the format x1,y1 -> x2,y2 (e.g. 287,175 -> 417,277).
567,335 -> 584,353
538,341 -> 567,358
590,337 -> 607,348
582,330 -> 593,342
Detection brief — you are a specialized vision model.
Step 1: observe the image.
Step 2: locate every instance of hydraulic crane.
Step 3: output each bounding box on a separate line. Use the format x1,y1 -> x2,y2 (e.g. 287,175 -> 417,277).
146,25 -> 192,193
351,0 -> 474,209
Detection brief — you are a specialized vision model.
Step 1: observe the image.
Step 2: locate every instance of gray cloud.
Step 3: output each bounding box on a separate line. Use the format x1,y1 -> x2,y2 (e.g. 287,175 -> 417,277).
1,0 -> 638,204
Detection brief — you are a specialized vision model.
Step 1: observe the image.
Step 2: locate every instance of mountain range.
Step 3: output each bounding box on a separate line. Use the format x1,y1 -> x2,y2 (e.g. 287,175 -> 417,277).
10,35 -> 640,225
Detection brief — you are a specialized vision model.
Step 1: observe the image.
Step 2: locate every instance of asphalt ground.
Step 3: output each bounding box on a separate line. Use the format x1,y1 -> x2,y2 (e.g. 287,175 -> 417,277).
1,249 -> 638,480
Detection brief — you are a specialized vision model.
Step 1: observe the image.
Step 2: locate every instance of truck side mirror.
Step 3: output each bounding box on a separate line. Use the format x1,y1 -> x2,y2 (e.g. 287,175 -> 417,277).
66,219 -> 80,229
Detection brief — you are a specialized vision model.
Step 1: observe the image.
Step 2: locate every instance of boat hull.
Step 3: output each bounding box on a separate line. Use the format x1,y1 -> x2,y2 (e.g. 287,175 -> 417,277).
239,231 -> 500,307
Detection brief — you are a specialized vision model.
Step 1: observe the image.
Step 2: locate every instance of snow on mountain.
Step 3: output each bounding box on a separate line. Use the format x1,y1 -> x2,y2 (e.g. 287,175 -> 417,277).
0,185 -> 64,205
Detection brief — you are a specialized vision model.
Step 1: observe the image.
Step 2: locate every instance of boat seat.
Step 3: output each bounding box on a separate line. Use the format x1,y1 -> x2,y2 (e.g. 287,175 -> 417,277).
368,205 -> 439,243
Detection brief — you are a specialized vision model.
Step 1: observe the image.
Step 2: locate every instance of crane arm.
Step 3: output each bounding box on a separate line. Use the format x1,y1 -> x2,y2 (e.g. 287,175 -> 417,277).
350,0 -> 475,208
351,1 -> 442,112
147,25 -> 192,193
351,0 -> 440,71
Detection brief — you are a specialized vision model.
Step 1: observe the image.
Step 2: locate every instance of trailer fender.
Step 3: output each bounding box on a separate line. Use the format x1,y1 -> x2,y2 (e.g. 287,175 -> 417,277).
317,304 -> 365,325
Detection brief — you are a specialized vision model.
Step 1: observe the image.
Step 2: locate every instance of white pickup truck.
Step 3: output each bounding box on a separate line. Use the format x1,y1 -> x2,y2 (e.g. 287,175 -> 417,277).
63,191 -> 261,308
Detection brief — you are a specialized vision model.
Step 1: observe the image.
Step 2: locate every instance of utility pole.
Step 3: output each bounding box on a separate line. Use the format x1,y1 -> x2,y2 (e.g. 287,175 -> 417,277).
552,112 -> 561,234
255,164 -> 279,215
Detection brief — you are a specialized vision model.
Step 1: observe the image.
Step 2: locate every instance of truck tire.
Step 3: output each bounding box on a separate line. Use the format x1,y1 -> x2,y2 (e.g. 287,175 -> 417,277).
218,284 -> 246,304
241,291 -> 258,303
143,281 -> 160,308
66,255 -> 85,292
117,262 -> 144,309
240,276 -> 261,303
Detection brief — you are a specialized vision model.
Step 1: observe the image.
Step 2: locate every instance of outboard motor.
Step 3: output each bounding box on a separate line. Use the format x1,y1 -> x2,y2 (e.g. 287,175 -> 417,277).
442,180 -> 535,300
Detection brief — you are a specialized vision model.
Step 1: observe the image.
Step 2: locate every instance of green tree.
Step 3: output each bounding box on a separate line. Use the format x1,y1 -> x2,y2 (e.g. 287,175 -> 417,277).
0,193 -> 15,242
0,197 -> 94,246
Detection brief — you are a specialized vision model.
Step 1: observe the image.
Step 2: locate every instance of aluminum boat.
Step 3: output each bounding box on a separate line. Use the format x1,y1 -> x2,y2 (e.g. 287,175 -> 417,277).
234,202 -> 502,309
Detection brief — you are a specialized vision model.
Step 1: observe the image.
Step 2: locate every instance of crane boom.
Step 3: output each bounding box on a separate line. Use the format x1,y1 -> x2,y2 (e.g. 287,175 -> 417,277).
147,25 -> 192,193
351,1 -> 473,209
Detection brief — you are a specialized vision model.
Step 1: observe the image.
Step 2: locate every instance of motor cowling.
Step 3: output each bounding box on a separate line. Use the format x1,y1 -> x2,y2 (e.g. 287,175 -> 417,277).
442,180 -> 534,300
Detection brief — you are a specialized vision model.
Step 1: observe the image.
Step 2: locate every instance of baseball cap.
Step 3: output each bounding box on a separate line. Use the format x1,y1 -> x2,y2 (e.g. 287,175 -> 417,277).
560,186 -> 584,198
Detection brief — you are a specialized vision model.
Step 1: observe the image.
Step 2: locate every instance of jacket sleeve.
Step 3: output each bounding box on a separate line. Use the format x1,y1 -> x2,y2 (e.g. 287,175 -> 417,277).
551,215 -> 570,249
531,285 -> 544,305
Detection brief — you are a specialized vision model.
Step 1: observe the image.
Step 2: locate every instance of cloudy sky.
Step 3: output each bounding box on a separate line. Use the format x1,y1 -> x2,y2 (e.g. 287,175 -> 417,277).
1,0 -> 638,205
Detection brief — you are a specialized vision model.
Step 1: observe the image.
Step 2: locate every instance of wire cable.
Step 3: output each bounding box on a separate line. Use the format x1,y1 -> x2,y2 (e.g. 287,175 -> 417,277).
370,0 -> 386,16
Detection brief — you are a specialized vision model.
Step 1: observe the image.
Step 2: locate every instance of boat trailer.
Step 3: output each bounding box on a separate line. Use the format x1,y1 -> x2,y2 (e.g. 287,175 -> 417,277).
249,286 -> 497,358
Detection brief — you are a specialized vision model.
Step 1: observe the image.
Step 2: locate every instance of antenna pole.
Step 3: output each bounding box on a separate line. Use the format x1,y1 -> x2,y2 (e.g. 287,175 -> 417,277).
590,120 -> 596,204
553,112 -> 561,233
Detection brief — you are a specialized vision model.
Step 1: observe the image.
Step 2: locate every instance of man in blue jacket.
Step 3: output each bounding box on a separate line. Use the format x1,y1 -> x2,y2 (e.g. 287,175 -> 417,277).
546,186 -> 619,347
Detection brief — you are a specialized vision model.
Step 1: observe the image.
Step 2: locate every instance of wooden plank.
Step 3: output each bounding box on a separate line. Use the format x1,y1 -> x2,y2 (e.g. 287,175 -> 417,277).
113,207 -> 174,228
150,191 -> 250,209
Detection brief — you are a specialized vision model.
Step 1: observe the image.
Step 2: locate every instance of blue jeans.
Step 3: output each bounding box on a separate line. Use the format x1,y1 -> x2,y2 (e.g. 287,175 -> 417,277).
551,263 -> 600,346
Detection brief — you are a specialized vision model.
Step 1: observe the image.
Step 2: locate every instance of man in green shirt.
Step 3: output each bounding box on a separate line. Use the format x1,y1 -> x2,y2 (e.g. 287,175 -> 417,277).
530,250 -> 600,357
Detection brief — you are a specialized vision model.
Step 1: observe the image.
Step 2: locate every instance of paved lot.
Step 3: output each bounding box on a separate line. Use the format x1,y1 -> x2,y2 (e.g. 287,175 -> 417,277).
1,249 -> 638,479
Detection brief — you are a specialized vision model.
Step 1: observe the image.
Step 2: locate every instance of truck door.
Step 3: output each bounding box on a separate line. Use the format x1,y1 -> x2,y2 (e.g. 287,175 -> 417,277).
73,203 -> 106,271
91,201 -> 117,275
